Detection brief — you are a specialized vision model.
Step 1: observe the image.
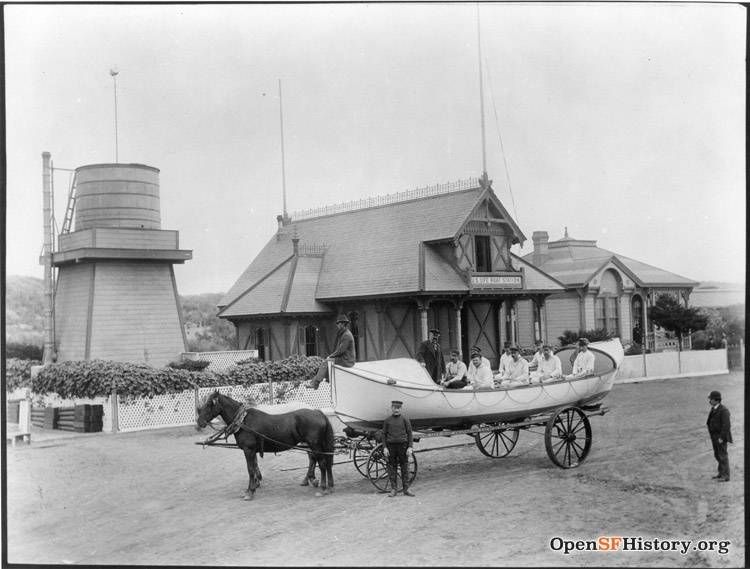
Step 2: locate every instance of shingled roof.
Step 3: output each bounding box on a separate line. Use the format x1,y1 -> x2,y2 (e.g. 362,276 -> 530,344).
522,233 -> 698,288
219,180 -> 563,318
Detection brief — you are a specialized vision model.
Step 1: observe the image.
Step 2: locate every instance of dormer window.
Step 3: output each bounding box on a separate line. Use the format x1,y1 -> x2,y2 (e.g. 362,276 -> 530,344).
475,235 -> 492,272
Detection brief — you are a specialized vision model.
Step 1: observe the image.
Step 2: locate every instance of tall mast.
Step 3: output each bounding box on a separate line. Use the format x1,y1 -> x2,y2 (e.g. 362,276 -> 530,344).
41,152 -> 55,364
477,6 -> 488,186
110,69 -> 120,163
279,78 -> 288,221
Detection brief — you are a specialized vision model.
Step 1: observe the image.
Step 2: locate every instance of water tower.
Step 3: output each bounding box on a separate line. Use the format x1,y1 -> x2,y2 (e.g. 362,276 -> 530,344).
47,156 -> 192,367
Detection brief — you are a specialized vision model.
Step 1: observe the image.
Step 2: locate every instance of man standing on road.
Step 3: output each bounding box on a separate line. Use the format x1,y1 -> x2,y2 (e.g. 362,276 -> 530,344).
307,314 -> 356,389
416,328 -> 446,384
707,390 -> 732,482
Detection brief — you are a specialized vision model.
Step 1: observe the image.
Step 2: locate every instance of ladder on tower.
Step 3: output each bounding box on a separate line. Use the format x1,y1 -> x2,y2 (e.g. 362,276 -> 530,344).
61,172 -> 78,234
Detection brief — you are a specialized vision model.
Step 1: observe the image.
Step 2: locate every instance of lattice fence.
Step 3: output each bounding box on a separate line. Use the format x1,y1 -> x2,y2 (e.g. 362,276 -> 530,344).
115,381 -> 333,432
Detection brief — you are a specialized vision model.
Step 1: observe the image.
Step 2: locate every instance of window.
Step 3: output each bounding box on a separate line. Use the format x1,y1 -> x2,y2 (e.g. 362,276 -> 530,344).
595,297 -> 620,336
631,296 -> 644,344
304,325 -> 318,357
256,328 -> 266,361
475,235 -> 492,272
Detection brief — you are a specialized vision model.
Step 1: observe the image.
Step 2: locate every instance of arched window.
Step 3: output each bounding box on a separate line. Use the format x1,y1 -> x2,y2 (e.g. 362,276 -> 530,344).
304,325 -> 318,357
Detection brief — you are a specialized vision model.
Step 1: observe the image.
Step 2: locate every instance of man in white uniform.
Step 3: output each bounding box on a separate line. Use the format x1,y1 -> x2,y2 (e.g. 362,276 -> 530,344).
496,343 -> 513,378
529,344 -> 562,383
464,350 -> 494,389
441,349 -> 468,389
565,337 -> 596,379
496,346 -> 530,385
529,340 -> 544,371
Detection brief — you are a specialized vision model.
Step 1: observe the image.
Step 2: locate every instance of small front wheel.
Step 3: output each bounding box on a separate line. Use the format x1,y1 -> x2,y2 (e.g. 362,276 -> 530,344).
365,443 -> 418,493
474,427 -> 519,458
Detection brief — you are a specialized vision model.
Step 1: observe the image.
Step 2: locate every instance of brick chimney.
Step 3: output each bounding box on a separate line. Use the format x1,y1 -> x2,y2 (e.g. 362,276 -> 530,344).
532,231 -> 549,266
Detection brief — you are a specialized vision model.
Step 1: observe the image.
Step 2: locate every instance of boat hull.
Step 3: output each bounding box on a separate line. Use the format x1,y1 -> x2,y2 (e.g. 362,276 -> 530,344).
331,339 -> 623,430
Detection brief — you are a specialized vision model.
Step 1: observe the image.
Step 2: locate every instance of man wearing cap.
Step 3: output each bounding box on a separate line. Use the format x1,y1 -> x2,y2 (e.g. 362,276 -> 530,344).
529,340 -> 545,371
529,344 -> 562,383
307,314 -> 356,390
441,349 -> 468,389
564,338 -> 595,380
465,348 -> 494,389
707,390 -> 732,482
416,328 -> 446,385
496,346 -> 530,385
497,342 -> 513,377
382,400 -> 415,497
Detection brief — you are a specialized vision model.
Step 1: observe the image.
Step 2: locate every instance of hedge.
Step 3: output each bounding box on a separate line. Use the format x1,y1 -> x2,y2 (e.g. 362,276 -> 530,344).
6,358 -> 41,392
29,354 -> 325,401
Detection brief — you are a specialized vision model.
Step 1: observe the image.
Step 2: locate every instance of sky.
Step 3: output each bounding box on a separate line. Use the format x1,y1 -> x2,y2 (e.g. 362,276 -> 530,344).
4,2 -> 746,295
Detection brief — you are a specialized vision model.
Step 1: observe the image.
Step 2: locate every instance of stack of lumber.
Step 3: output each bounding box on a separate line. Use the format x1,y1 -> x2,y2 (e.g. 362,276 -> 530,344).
31,407 -> 58,429
56,404 -> 104,433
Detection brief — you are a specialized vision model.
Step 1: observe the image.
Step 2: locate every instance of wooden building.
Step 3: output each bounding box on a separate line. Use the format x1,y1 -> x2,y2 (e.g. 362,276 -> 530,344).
218,177 -> 565,368
523,229 -> 698,351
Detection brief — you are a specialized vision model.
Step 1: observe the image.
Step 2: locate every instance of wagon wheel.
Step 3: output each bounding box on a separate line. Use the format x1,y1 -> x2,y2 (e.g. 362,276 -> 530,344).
544,406 -> 592,468
474,427 -> 520,458
352,436 -> 377,477
365,443 -> 418,493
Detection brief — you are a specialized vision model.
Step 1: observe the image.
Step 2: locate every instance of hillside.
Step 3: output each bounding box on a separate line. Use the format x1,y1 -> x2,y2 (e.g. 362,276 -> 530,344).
4,275 -> 237,351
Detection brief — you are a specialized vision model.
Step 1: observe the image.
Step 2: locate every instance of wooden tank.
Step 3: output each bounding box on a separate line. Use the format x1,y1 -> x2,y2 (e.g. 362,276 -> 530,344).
74,163 -> 161,230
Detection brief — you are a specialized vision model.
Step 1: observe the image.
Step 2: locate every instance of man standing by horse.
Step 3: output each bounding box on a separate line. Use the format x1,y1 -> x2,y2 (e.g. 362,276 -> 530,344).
307,314 -> 356,389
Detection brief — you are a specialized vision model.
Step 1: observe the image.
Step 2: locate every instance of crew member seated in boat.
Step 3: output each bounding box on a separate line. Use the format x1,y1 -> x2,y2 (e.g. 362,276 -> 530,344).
497,342 -> 513,377
464,349 -> 494,390
416,328 -> 446,385
529,340 -> 544,371
441,349 -> 468,389
470,345 -> 492,370
564,337 -> 595,380
307,314 -> 356,389
495,346 -> 530,386
529,344 -> 562,383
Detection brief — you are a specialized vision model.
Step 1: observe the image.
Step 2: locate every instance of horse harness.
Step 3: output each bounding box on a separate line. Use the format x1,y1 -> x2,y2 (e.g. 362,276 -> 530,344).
201,404 -> 334,456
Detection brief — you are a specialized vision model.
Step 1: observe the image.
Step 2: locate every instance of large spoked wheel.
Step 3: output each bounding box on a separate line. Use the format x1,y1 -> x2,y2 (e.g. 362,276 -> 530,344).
365,443 -> 418,493
544,406 -> 592,468
474,427 -> 520,458
352,436 -> 377,477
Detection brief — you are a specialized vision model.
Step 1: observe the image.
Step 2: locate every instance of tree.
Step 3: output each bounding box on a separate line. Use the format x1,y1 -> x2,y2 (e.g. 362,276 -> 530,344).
648,294 -> 708,350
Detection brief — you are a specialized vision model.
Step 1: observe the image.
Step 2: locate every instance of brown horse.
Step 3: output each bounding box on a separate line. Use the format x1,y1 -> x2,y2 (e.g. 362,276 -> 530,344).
196,391 -> 334,500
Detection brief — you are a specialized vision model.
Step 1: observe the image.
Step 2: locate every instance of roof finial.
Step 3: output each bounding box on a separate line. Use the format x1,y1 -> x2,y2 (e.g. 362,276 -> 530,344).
564,226 -> 569,239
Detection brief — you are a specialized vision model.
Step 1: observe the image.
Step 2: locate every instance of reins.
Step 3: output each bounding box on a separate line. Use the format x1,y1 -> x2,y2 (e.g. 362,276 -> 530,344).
198,402 -> 336,456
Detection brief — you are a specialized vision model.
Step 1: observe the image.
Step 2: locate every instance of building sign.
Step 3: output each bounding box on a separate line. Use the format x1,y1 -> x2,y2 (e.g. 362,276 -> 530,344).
471,274 -> 523,289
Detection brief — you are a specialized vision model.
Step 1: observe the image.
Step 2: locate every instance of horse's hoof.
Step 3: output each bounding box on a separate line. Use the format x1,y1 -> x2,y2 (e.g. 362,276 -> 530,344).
243,493 -> 254,501
312,479 -> 319,488
300,479 -> 309,486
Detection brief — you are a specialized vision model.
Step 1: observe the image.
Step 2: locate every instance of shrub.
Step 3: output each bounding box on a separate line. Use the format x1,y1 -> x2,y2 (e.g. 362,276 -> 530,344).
624,343 -> 644,356
6,357 -> 41,391
558,328 -> 614,347
6,342 -> 43,361
167,359 -> 211,371
29,355 -> 325,400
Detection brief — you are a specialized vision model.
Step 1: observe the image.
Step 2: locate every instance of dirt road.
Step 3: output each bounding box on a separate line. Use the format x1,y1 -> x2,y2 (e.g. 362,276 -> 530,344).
5,372 -> 744,566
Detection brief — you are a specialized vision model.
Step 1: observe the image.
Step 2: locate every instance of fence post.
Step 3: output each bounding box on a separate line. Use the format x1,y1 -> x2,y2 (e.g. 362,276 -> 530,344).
268,368 -> 274,405
111,390 -> 119,433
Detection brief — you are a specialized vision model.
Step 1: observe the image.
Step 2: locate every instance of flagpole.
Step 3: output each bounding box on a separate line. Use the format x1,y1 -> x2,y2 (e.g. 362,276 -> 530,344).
279,78 -> 288,220
110,69 -> 119,163
477,5 -> 488,184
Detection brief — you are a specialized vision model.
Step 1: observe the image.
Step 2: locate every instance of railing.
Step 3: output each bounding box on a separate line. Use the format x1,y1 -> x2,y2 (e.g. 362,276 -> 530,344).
290,177 -> 479,221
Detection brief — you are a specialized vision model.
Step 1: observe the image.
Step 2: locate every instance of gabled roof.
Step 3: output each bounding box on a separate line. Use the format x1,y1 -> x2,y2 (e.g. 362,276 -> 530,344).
219,180 -> 554,316
522,233 -> 698,288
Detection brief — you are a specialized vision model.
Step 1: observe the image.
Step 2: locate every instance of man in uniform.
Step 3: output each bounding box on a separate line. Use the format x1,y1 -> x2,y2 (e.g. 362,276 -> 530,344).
564,337 -> 595,380
441,349 -> 468,389
416,328 -> 446,384
382,400 -> 415,497
307,314 -> 356,389
529,344 -> 562,383
496,345 -> 530,385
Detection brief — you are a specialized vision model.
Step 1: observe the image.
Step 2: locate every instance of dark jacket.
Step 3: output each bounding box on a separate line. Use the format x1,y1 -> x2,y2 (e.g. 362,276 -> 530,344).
330,327 -> 356,367
416,339 -> 446,383
383,414 -> 413,447
707,404 -> 733,443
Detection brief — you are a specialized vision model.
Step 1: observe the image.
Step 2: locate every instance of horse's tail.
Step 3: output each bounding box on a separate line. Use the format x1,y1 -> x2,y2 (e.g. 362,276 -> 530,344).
323,413 -> 335,468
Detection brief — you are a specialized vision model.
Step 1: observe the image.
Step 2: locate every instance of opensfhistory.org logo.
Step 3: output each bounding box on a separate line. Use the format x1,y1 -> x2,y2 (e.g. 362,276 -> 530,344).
549,536 -> 730,556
